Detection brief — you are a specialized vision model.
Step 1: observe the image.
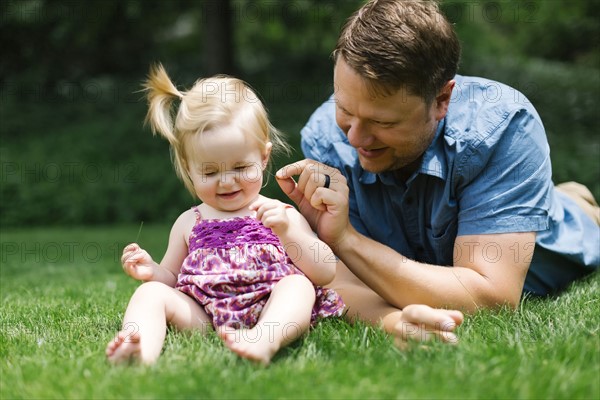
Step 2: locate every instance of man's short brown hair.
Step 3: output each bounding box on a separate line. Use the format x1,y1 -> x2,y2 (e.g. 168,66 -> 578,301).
333,0 -> 460,102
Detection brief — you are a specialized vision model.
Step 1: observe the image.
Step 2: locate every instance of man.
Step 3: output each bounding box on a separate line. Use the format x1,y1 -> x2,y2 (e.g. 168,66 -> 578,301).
276,0 -> 600,344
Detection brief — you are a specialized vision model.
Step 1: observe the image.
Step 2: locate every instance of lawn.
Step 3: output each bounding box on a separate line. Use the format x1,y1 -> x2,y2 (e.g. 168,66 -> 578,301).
1,225 -> 598,399
2,3 -> 599,397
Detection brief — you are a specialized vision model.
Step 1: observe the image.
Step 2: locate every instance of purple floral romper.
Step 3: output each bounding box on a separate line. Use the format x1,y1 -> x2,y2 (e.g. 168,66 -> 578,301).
175,207 -> 345,329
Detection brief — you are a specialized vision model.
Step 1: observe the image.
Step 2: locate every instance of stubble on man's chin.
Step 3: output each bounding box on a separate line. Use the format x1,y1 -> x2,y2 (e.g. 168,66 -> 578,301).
390,156 -> 424,181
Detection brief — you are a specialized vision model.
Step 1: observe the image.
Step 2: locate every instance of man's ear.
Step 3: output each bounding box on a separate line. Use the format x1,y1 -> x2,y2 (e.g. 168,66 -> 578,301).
433,80 -> 455,121
262,142 -> 273,169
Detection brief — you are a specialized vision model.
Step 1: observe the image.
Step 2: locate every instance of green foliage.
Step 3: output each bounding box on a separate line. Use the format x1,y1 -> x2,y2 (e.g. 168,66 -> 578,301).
1,0 -> 599,226
0,95 -> 308,227
0,100 -> 185,226
1,0 -> 197,88
1,226 -> 599,398
1,0 -> 362,90
443,0 -> 600,68
505,0 -> 600,66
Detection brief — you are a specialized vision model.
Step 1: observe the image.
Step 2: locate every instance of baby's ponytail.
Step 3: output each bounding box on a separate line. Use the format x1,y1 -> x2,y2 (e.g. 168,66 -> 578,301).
143,63 -> 183,144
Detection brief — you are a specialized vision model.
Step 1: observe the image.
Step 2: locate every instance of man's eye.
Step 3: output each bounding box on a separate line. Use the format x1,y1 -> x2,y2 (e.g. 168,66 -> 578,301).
203,171 -> 217,176
235,165 -> 250,170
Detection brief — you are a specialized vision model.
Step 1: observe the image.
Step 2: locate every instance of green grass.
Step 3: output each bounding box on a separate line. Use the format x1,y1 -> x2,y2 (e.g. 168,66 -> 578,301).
1,226 -> 599,399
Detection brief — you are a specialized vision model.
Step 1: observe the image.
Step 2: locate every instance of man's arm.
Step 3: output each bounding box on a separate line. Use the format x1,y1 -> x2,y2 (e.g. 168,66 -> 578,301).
336,225 -> 534,312
277,159 -> 534,312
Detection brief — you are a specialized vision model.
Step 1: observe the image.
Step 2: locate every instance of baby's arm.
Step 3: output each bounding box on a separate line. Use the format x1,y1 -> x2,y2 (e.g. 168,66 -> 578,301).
121,209 -> 193,287
251,198 -> 337,286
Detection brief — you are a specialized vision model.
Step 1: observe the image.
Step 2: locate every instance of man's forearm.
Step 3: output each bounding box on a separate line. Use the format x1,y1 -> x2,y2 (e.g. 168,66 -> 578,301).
334,227 -> 506,312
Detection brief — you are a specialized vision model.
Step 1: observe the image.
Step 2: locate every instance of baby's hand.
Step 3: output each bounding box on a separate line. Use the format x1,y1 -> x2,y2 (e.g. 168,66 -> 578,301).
250,198 -> 290,236
121,243 -> 156,281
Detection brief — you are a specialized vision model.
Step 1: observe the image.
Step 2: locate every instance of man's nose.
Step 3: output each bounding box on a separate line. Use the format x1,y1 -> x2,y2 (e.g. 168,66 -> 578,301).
346,119 -> 374,148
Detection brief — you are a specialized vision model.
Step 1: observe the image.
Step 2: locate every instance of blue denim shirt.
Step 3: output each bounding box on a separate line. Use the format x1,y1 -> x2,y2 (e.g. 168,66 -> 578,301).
301,75 -> 600,296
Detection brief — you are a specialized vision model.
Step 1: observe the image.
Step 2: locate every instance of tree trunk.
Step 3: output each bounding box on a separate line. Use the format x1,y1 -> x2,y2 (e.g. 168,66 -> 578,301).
202,0 -> 234,76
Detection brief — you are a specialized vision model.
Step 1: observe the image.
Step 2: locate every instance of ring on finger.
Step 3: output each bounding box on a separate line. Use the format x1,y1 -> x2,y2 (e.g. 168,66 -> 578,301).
323,174 -> 331,189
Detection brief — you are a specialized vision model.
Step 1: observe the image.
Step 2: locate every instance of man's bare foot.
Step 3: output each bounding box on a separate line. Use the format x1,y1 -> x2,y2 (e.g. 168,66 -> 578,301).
106,330 -> 142,364
218,326 -> 280,365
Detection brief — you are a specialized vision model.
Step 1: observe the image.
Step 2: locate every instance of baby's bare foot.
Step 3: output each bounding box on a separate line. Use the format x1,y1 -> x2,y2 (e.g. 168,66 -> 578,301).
218,326 -> 279,365
106,330 -> 142,364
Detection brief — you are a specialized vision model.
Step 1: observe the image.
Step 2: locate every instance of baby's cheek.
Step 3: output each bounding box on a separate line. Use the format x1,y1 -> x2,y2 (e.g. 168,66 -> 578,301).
243,165 -> 263,183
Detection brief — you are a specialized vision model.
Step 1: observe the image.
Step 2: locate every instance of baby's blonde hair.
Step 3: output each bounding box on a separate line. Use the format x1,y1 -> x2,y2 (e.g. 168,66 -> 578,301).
143,63 -> 290,197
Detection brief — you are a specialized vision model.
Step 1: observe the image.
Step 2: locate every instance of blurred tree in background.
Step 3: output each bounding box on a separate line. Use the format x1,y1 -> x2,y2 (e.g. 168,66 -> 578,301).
1,0 -> 358,93
1,0 -> 598,227
203,0 -> 235,75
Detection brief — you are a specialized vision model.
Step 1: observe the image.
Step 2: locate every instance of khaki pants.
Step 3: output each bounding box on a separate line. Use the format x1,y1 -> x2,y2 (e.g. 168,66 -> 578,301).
555,181 -> 600,226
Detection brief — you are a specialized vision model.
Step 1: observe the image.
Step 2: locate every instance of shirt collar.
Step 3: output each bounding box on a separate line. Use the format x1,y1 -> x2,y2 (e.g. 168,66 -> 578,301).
419,119 -> 447,180
358,119 -> 448,185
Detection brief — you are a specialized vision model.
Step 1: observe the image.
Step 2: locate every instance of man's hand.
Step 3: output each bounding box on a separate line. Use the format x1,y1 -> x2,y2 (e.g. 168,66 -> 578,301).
276,159 -> 350,245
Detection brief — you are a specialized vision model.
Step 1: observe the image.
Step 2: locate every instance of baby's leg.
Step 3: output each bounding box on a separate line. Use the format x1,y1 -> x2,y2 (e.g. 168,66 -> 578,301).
220,274 -> 316,364
106,281 -> 211,365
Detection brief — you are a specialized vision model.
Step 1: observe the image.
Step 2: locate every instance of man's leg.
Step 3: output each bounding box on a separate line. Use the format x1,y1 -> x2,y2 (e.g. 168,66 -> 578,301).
327,262 -> 463,344
556,181 -> 600,225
